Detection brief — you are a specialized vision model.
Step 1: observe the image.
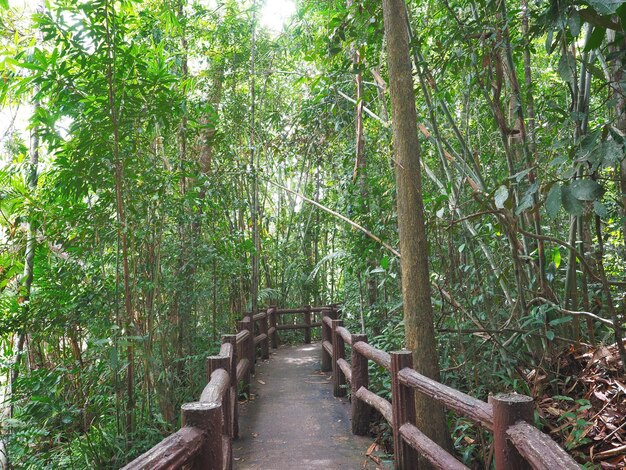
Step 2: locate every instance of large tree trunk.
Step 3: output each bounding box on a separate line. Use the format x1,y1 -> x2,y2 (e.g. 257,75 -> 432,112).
381,0 -> 449,455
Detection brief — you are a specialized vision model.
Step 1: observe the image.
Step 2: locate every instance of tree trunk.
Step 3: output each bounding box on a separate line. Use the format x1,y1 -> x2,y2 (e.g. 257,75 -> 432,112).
250,1 -> 259,314
105,0 -> 134,436
381,0 -> 449,456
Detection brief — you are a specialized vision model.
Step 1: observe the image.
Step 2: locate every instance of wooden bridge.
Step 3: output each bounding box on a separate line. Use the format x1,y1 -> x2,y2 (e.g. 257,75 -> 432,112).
121,306 -> 580,469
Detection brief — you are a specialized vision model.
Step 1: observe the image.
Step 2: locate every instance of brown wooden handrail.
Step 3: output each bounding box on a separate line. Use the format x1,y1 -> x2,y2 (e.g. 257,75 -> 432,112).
398,368 -> 494,430
122,304 -> 579,470
120,304 -> 338,470
320,310 -> 581,470
120,427 -> 205,470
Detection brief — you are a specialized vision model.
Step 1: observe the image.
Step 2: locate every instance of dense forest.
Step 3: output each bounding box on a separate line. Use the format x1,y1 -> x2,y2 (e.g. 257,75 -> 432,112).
1,0 -> 625,467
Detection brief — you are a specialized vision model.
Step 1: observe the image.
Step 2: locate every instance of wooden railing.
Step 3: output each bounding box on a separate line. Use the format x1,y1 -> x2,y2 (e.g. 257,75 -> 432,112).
121,305 -> 338,470
321,312 -> 581,470
122,305 -> 580,470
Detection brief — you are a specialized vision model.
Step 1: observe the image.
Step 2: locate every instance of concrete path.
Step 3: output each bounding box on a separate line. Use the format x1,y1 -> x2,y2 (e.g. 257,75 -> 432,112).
234,343 -> 375,469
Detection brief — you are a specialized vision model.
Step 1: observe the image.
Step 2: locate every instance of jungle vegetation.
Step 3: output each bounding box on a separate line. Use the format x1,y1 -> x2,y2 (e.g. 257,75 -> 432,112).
1,0 -> 625,467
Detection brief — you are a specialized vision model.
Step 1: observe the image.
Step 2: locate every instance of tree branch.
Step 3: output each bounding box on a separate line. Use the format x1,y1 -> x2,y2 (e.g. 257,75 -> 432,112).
528,297 -> 615,328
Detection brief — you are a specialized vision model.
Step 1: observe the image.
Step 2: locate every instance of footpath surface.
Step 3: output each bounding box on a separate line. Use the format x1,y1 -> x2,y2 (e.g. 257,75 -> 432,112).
234,343 -> 375,469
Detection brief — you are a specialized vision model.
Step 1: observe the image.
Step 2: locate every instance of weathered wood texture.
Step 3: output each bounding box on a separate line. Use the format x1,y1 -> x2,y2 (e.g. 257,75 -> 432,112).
182,402 -> 229,470
126,305 -> 579,470
321,311 -> 332,372
398,368 -> 494,430
235,329 -> 250,344
201,366 -> 229,403
507,421 -> 581,470
336,326 -> 352,345
355,386 -> 392,425
399,423 -> 469,470
268,307 -> 278,349
236,358 -> 250,382
391,351 -> 418,469
337,358 -> 352,384
490,393 -> 534,470
253,311 -> 267,321
222,334 -> 238,439
276,322 -> 322,330
332,319 -> 346,397
323,320 -> 577,470
275,306 -> 328,314
350,334 -> 370,435
304,305 -> 312,344
120,427 -> 205,470
260,312 -> 270,359
254,333 -> 267,345
353,340 -> 391,371
122,305 -> 337,470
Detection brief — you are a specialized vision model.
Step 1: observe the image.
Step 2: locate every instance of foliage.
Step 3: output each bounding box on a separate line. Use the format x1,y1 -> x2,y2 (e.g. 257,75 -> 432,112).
1,0 -> 625,466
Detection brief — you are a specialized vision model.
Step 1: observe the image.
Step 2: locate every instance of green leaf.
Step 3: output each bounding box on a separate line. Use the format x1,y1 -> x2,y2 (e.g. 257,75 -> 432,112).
558,53 -> 576,84
601,140 -> 623,165
549,315 -> 573,326
381,256 -> 389,270
568,10 -> 581,37
586,0 -> 626,16
0,0 -> 8,9
510,167 -> 533,183
546,29 -> 554,54
552,248 -> 561,268
593,200 -> 608,218
515,182 -> 538,215
494,185 -> 509,209
546,330 -> 555,341
561,186 -> 583,216
584,26 -> 606,52
570,179 -> 604,201
546,184 -> 562,219
553,395 -> 575,402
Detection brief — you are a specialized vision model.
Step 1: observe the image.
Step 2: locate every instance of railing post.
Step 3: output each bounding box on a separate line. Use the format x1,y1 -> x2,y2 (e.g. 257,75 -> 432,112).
260,311 -> 270,359
222,334 -> 238,439
351,333 -> 370,435
391,351 -> 417,470
489,393 -> 534,470
269,306 -> 278,348
237,320 -> 251,395
245,318 -> 255,375
206,355 -> 231,444
304,305 -> 312,344
321,308 -> 338,372
321,308 -> 332,372
182,402 -> 227,470
331,319 -> 346,397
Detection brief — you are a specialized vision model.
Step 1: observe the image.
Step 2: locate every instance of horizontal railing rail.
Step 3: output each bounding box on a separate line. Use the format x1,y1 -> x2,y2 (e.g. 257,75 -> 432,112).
320,311 -> 580,470
121,304 -> 337,469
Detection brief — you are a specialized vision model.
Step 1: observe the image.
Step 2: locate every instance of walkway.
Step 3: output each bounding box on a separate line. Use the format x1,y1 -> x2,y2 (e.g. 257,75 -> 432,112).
234,343 -> 376,469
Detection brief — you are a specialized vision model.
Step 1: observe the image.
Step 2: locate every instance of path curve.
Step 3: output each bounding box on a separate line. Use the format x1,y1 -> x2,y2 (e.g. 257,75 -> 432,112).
234,343 -> 374,469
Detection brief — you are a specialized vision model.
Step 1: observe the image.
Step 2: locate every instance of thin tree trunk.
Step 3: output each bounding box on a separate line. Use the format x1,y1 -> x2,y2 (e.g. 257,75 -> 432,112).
250,0 -> 259,314
105,0 -> 134,436
381,0 -> 449,456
